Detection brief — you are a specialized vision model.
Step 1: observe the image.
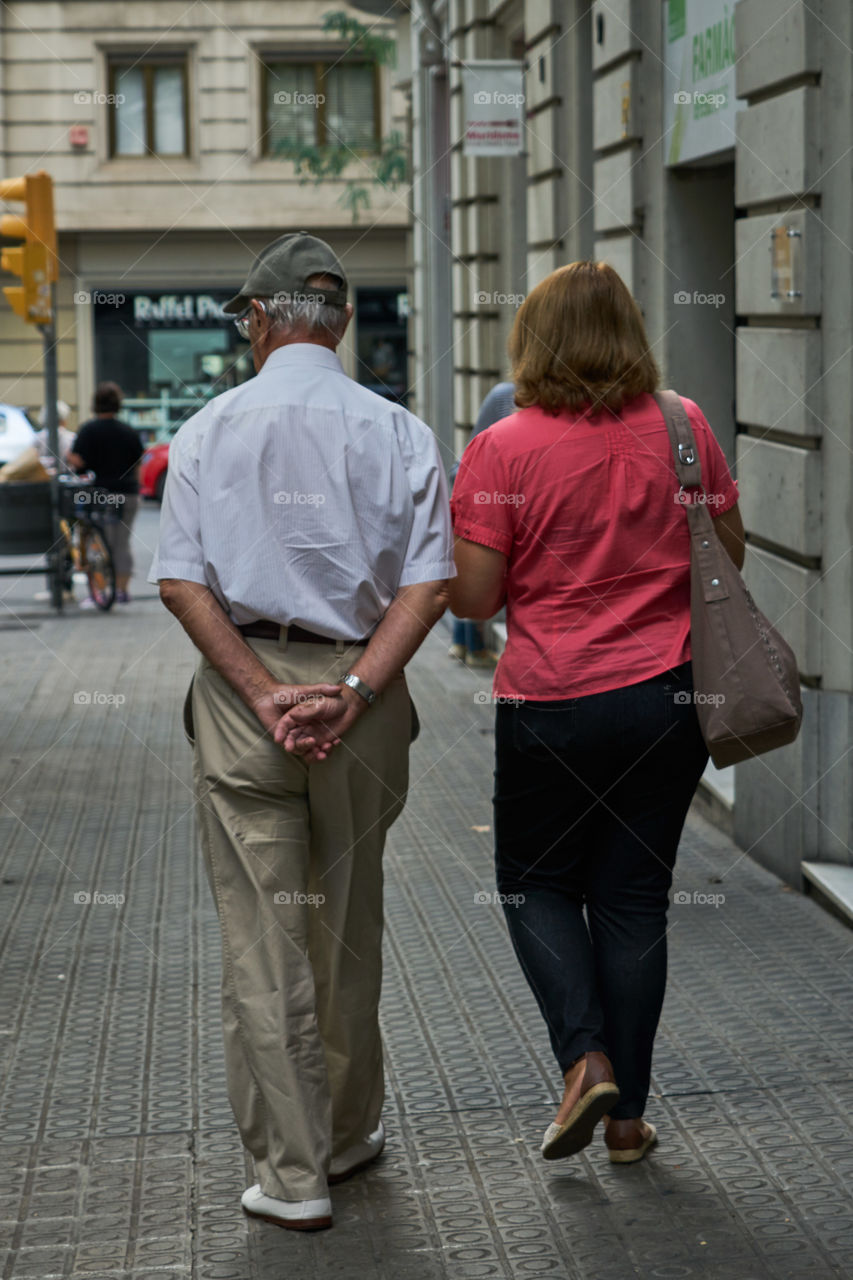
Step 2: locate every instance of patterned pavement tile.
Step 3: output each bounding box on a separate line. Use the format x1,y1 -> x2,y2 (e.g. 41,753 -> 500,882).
0,510 -> 850,1280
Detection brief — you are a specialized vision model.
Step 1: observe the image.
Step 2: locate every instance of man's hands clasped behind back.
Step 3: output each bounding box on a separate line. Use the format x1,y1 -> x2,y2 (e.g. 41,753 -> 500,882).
270,683 -> 367,762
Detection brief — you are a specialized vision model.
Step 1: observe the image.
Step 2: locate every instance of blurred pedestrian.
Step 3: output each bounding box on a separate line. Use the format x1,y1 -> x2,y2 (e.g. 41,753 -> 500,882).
447,380 -> 515,668
28,400 -> 75,603
34,399 -> 74,474
151,232 -> 452,1231
68,382 -> 144,606
450,262 -> 744,1165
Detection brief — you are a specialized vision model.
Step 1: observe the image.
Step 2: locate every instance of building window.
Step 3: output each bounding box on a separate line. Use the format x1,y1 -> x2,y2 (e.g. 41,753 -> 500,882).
108,58 -> 188,157
263,60 -> 379,155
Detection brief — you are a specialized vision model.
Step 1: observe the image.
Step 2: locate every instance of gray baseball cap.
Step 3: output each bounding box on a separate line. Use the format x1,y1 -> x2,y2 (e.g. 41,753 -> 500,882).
223,231 -> 348,313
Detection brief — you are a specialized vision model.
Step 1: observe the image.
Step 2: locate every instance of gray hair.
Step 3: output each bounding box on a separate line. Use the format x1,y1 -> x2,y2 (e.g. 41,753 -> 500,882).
266,279 -> 348,344
39,399 -> 71,427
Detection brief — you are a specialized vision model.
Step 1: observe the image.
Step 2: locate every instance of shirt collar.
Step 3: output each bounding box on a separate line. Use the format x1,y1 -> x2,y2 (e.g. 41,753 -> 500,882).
260,343 -> 344,376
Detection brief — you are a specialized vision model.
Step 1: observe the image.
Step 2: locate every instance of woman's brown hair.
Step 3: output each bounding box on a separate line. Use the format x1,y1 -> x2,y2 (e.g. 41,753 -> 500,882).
508,261 -> 660,415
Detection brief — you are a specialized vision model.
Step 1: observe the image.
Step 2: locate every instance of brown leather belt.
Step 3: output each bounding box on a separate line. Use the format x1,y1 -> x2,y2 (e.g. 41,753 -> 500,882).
238,620 -> 367,646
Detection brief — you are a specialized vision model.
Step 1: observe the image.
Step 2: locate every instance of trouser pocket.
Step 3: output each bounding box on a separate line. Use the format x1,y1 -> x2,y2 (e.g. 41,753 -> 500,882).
182,676 -> 196,746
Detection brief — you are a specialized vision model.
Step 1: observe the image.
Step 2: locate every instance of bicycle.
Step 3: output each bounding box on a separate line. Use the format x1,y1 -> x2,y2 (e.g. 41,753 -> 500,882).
57,477 -> 116,611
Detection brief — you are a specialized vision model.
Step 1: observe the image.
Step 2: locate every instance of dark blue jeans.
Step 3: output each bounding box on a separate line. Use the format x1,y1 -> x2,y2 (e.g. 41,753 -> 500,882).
494,662 -> 708,1119
452,616 -> 485,652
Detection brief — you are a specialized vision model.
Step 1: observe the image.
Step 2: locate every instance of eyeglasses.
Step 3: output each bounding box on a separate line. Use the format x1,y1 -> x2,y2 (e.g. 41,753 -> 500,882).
233,299 -> 267,340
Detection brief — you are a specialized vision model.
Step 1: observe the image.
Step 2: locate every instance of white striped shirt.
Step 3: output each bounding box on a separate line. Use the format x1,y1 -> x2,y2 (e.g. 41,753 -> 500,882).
149,343 -> 454,638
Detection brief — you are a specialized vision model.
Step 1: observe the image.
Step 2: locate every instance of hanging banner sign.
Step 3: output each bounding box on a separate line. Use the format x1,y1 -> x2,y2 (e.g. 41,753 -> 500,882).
462,61 -> 525,156
664,0 -> 744,166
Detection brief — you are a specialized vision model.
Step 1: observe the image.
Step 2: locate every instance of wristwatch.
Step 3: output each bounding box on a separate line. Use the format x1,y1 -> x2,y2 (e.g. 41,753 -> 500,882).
340,672 -> 377,705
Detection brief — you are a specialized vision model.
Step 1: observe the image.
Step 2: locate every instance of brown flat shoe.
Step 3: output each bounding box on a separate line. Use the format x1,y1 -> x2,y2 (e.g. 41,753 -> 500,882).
541,1052 -> 620,1160
605,1118 -> 658,1164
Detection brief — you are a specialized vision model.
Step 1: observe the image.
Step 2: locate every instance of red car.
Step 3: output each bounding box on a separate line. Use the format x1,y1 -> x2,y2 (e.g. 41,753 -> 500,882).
139,441 -> 169,501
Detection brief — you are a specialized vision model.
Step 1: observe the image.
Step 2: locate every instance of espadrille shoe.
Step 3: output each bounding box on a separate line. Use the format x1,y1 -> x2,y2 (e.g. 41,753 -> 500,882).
541,1051 -> 620,1160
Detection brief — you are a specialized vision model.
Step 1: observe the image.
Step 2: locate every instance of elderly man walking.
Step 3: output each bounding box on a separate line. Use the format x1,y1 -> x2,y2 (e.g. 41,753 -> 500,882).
150,232 -> 452,1231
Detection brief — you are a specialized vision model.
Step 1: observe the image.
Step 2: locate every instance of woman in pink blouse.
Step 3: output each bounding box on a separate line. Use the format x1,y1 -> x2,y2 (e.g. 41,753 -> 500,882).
450,262 -> 744,1164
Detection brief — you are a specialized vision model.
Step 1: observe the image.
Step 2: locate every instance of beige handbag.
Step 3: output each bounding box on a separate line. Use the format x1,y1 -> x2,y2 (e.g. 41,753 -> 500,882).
0,445 -> 50,485
655,390 -> 803,769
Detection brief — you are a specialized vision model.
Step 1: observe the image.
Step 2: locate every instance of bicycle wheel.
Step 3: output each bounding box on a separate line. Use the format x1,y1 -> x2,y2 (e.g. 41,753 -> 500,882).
79,523 -> 116,611
55,518 -> 76,599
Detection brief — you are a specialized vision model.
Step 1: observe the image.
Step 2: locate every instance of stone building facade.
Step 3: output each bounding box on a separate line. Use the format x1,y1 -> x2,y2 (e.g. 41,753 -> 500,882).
0,0 -> 412,434
406,0 -> 853,892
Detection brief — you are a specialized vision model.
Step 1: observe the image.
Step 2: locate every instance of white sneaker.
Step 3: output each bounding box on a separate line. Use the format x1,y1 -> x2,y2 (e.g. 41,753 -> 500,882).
465,649 -> 497,668
241,1184 -> 331,1231
329,1120 -> 386,1184
34,590 -> 76,603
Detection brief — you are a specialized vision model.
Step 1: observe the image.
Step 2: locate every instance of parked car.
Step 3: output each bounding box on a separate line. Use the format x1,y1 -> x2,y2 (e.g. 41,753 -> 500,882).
0,403 -> 37,466
140,441 -> 169,501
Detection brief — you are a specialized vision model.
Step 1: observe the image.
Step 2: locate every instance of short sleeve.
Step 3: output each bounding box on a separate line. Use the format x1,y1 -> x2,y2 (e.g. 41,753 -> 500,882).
394,412 -> 456,587
450,429 -> 514,556
685,400 -> 739,517
147,412 -> 208,585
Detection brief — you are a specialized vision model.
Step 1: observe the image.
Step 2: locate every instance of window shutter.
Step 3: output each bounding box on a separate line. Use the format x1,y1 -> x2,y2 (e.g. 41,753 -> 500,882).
266,65 -> 318,152
324,64 -> 376,149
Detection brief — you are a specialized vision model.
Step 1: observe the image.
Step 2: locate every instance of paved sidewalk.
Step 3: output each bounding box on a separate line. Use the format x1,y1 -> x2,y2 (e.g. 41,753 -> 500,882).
0,507 -> 852,1280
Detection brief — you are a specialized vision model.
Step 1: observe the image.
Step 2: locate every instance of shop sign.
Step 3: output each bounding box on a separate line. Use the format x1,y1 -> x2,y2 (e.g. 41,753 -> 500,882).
462,61 -> 525,156
664,0 -> 743,165
131,294 -> 229,326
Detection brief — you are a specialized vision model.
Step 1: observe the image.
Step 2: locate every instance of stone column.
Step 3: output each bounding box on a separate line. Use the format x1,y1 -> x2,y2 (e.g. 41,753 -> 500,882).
732,0 -> 853,881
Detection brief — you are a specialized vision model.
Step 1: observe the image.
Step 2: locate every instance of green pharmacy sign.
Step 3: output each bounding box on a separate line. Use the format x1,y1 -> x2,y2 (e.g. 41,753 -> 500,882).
664,0 -> 741,165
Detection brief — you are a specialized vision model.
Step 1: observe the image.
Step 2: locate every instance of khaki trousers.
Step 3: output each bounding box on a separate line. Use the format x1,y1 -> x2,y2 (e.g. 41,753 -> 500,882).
188,637 -> 410,1201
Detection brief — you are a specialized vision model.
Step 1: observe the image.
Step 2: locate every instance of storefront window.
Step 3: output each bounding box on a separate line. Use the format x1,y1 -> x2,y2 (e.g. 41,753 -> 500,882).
354,286 -> 409,405
93,290 -> 253,439
91,286 -> 410,435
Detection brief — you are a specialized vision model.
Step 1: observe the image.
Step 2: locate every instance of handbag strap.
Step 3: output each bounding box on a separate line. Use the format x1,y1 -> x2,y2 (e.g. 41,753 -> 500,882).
654,389 -> 704,490
654,389 -> 730,604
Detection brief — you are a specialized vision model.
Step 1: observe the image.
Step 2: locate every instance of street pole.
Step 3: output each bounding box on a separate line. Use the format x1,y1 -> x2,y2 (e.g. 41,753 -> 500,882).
42,282 -> 63,613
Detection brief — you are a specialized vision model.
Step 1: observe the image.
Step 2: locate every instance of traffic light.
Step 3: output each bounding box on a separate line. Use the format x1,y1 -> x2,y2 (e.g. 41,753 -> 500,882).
0,171 -> 57,325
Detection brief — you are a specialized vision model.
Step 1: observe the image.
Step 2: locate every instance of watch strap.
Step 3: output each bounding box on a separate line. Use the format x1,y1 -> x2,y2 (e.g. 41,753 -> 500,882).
341,672 -> 376,705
